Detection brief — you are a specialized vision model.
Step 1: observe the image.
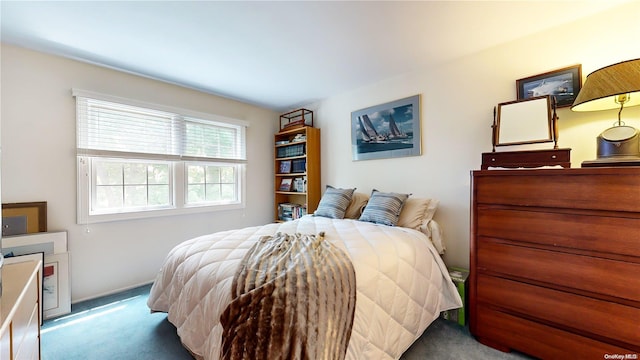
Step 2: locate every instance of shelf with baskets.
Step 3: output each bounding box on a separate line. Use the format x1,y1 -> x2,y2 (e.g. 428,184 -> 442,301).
274,126 -> 320,222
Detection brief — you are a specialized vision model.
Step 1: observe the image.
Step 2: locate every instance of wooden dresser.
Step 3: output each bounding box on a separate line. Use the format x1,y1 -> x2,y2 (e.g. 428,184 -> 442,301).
470,168 -> 640,358
1,261 -> 42,360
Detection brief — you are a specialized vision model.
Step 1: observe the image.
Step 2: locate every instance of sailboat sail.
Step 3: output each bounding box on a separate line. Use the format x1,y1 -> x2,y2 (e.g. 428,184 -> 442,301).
358,114 -> 388,142
361,115 -> 379,138
388,114 -> 408,139
358,116 -> 372,141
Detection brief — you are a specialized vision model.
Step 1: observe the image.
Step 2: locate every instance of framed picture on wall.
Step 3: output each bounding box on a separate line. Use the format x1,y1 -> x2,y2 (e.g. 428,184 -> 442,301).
516,64 -> 582,108
351,95 -> 422,161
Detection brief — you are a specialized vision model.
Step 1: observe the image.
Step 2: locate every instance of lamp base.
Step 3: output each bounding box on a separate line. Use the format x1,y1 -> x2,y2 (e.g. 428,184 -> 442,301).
582,156 -> 640,167
582,125 -> 640,167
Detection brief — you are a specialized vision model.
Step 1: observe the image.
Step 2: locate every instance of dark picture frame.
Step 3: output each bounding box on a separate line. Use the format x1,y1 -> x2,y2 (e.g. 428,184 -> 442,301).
2,201 -> 47,236
516,64 -> 582,108
351,95 -> 421,161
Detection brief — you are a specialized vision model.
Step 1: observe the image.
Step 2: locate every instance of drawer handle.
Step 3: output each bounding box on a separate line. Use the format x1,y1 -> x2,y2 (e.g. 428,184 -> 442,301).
551,155 -> 557,159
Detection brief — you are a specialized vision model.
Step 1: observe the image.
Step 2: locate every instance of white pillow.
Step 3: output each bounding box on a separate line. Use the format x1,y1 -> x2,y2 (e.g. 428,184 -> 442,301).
344,192 -> 369,219
397,198 -> 439,229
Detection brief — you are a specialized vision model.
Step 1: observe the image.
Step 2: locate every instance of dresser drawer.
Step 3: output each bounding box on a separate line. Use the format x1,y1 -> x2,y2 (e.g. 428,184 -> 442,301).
477,239 -> 640,302
474,171 -> 640,212
477,207 -> 640,257
477,274 -> 640,348
475,306 -> 634,358
1,330 -> 10,360
481,149 -> 570,169
11,276 -> 38,352
14,302 -> 39,360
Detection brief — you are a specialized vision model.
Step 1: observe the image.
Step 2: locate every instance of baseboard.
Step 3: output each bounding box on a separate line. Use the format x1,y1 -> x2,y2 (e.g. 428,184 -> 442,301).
71,280 -> 155,304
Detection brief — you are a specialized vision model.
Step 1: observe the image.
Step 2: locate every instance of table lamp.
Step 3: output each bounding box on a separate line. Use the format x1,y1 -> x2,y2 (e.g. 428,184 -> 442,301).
571,58 -> 640,167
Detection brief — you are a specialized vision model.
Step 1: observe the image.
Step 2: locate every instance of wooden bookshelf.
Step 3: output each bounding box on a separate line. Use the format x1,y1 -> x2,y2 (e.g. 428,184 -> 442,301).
274,126 -> 320,222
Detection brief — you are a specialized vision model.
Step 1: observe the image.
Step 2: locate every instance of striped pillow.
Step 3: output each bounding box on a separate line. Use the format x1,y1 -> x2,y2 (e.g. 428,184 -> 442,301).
314,186 -> 356,219
359,190 -> 409,226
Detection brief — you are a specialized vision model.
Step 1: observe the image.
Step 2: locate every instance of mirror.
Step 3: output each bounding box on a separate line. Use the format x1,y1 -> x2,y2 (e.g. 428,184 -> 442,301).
495,95 -> 553,146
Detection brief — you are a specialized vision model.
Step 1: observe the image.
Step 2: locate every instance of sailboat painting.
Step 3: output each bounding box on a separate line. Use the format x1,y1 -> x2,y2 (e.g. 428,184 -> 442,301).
351,95 -> 421,161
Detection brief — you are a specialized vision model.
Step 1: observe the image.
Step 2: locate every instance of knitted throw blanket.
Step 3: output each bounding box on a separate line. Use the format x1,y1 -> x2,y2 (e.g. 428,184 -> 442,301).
220,232 -> 356,360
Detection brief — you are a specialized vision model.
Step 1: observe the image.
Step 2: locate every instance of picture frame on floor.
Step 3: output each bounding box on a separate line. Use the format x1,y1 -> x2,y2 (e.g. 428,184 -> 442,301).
1,201 -> 47,236
43,252 -> 71,319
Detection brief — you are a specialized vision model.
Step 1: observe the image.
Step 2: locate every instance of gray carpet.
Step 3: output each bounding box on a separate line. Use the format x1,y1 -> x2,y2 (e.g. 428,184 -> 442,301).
41,284 -> 531,360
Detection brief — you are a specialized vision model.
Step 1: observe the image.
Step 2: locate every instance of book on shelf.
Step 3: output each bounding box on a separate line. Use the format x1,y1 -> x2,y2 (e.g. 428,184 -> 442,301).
291,159 -> 306,173
292,134 -> 306,142
293,177 -> 307,192
278,202 -> 307,221
276,143 -> 305,158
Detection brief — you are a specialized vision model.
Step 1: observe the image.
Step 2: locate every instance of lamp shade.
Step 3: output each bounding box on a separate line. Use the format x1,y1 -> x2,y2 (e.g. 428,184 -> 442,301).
571,58 -> 640,112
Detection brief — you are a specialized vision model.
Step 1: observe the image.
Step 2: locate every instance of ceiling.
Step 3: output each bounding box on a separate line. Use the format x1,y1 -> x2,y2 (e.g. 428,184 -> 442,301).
0,1 -> 630,111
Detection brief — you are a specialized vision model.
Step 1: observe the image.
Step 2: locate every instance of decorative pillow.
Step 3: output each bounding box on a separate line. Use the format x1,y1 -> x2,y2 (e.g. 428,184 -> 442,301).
397,198 -> 433,229
344,192 -> 369,219
314,186 -> 355,219
359,190 -> 409,226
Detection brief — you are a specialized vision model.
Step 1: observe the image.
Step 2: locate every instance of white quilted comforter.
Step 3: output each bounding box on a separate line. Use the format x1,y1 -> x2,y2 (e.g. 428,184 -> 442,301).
147,216 -> 462,360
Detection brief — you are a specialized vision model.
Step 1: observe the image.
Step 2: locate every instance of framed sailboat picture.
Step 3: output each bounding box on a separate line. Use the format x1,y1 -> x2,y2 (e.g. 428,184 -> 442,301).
351,95 -> 421,161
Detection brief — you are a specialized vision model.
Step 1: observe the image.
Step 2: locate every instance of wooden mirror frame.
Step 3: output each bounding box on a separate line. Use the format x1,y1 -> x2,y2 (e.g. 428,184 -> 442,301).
493,95 -> 556,148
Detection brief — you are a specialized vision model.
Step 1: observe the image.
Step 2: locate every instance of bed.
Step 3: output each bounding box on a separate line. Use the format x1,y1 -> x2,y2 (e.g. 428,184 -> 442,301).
147,189 -> 463,360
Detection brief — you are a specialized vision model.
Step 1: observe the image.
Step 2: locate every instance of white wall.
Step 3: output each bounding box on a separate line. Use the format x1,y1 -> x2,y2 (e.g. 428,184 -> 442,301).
311,3 -> 640,269
0,44 -> 279,301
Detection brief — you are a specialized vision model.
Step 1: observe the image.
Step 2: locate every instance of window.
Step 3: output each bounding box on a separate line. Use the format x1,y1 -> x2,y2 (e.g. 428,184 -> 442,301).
186,164 -> 237,204
74,89 -> 247,223
93,159 -> 172,212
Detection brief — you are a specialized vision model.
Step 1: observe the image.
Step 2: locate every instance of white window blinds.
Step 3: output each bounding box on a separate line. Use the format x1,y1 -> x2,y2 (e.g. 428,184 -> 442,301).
75,92 -> 246,162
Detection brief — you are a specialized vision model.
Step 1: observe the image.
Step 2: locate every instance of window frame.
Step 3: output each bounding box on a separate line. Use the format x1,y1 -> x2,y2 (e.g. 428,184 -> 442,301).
74,89 -> 248,224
